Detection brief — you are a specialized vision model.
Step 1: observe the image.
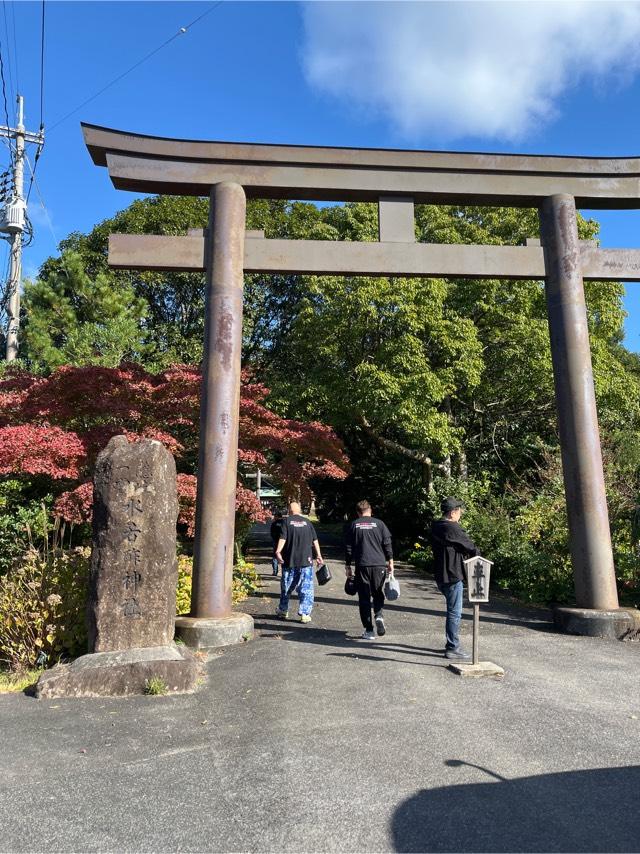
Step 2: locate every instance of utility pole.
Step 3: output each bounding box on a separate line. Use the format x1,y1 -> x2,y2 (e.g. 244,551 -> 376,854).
0,95 -> 44,360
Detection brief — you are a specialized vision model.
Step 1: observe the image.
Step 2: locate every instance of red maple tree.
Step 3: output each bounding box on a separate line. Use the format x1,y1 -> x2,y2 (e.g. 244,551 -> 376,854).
0,363 -> 349,534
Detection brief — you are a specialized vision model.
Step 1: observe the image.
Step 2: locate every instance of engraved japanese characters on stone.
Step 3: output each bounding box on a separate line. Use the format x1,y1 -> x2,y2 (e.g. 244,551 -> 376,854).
89,435 -> 178,652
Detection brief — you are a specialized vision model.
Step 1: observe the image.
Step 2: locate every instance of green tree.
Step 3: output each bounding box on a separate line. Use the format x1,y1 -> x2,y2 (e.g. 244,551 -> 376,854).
22,251 -> 149,371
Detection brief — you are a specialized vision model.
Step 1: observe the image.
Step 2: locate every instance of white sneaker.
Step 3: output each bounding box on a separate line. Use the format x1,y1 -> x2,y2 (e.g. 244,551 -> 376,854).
360,630 -> 376,640
300,614 -> 311,623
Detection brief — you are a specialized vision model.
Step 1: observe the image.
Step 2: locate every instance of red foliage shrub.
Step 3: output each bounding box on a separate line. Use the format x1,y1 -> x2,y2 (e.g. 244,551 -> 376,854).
54,481 -> 93,525
0,364 -> 349,534
0,424 -> 85,479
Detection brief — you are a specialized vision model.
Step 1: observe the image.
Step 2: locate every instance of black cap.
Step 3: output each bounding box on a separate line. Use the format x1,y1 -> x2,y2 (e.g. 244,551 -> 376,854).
441,497 -> 464,514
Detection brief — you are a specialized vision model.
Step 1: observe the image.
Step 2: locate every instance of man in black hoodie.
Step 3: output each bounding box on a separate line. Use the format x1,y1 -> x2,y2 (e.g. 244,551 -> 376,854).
430,497 -> 478,661
345,500 -> 394,640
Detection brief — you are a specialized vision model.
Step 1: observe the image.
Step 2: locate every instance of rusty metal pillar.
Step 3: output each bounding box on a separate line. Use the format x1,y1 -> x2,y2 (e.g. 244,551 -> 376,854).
539,194 -> 618,610
191,181 -> 246,619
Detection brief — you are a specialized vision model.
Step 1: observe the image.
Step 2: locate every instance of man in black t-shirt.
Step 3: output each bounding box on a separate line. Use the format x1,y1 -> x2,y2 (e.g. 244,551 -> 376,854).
430,497 -> 478,661
345,499 -> 394,639
274,501 -> 323,623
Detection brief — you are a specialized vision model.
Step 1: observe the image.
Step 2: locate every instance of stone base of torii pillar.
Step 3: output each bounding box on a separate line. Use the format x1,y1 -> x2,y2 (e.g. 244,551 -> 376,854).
174,614 -> 254,651
554,607 -> 640,641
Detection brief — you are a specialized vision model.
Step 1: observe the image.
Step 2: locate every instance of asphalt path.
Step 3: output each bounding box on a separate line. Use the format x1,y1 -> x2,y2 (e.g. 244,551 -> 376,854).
0,524 -> 638,852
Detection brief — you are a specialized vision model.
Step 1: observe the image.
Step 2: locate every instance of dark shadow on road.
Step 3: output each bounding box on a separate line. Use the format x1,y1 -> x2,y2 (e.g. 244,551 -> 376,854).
253,619 -> 355,648
252,589 -> 553,632
327,651 -> 445,668
392,764 -> 640,852
253,619 -> 448,665
247,524 -> 555,633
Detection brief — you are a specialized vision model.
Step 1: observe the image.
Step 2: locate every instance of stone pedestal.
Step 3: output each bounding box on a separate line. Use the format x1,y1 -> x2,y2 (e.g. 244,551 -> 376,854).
448,661 -> 505,678
554,606 -> 640,640
36,436 -> 200,698
35,643 -> 200,699
175,612 -> 254,651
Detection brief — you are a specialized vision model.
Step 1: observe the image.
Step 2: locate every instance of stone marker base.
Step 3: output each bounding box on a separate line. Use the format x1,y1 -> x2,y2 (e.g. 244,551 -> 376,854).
448,661 -> 505,678
35,643 -> 201,699
175,612 -> 254,651
554,607 -> 640,641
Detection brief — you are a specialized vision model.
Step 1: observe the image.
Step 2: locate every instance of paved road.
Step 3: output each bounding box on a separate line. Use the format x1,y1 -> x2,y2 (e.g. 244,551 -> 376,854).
1,525 -> 639,852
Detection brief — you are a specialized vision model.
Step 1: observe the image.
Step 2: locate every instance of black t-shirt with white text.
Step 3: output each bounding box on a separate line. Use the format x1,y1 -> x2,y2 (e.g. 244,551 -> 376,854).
345,516 -> 393,568
280,514 -> 317,567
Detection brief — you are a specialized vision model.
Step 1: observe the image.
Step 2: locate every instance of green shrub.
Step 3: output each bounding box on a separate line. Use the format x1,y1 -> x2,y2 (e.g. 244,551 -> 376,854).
406,473 -> 576,605
0,543 -> 90,671
0,482 -> 55,575
175,554 -> 260,615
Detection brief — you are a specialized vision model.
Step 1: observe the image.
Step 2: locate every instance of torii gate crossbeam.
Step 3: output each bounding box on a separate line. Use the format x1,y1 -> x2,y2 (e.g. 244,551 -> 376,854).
83,124 -> 640,645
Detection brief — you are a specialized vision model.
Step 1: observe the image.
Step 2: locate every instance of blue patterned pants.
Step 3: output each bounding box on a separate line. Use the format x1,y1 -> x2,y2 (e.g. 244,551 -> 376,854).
279,565 -> 314,616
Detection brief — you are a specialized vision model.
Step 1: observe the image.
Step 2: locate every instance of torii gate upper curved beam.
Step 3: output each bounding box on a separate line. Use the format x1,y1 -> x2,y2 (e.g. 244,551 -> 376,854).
82,123 -> 640,208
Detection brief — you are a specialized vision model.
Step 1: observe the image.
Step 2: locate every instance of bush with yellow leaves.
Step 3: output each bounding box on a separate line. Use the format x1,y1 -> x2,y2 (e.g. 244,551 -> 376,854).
0,543 -> 90,672
176,554 -> 260,615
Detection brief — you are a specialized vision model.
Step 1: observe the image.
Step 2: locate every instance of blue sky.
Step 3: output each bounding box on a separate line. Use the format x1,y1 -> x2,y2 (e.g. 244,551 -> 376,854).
5,0 -> 640,349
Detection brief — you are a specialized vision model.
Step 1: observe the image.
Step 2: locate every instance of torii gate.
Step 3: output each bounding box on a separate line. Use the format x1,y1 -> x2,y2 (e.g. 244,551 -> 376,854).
83,124 -> 640,645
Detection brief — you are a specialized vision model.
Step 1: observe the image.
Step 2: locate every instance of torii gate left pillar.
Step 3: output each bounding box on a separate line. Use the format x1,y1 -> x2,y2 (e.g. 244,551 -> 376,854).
174,182 -> 255,650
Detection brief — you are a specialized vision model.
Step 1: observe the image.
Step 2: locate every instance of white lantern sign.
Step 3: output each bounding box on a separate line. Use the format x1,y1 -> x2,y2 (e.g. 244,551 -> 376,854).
464,555 -> 493,603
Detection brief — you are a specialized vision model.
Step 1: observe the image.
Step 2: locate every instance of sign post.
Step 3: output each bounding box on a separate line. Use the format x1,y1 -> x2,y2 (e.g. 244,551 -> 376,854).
466,556 -> 491,665
447,556 -> 504,678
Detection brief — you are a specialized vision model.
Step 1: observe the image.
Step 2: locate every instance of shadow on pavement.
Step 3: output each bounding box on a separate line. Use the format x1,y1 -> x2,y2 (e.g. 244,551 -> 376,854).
253,618 -> 448,667
327,651 -> 445,668
252,587 -> 553,632
392,763 -> 640,852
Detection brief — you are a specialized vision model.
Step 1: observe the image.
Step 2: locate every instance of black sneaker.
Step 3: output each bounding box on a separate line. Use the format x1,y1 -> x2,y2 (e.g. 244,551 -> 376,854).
445,649 -> 471,661
375,616 -> 386,637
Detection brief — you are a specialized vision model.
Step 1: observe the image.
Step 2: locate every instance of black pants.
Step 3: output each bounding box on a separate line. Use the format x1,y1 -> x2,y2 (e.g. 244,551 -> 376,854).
355,565 -> 386,630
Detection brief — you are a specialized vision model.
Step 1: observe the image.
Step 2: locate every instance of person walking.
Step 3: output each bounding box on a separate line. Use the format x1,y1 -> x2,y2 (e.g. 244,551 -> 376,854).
430,497 -> 479,661
345,500 -> 394,640
274,501 -> 323,623
270,509 -> 284,576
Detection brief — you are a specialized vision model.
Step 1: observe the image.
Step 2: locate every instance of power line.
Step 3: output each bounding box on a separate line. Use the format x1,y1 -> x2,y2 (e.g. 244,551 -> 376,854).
25,152 -> 57,249
10,0 -> 19,99
0,45 -> 12,163
48,1 -> 223,134
24,2 -> 46,209
39,0 -> 44,130
1,2 -> 13,103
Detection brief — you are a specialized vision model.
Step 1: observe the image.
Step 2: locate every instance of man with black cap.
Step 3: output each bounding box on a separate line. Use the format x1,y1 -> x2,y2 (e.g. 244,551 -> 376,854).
430,497 -> 478,660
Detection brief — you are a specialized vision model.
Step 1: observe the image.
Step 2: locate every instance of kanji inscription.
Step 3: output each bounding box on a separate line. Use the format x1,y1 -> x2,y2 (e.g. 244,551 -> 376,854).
88,435 -> 179,652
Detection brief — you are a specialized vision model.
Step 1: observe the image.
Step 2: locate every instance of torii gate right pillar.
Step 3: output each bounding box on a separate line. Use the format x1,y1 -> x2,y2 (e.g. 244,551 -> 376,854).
540,194 -> 621,624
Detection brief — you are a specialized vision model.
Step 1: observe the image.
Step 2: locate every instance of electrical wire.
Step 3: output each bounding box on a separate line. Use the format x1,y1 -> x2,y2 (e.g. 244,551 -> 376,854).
25,153 -> 57,249
0,45 -> 13,165
47,1 -> 223,133
11,0 -> 19,100
24,1 -> 46,209
1,2 -> 13,104
39,0 -> 44,130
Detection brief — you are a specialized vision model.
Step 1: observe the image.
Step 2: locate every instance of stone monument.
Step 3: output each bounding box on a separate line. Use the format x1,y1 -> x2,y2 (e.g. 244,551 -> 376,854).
36,436 -> 200,698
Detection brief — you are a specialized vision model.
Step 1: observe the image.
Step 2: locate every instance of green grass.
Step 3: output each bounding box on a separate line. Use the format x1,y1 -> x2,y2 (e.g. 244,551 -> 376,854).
144,676 -> 168,696
0,668 -> 43,694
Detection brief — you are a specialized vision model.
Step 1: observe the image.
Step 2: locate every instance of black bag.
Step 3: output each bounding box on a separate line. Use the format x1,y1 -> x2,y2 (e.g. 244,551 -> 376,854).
316,563 -> 332,585
344,575 -> 357,596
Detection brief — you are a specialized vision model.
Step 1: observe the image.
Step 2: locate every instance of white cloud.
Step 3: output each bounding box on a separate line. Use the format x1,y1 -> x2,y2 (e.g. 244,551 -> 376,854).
301,1 -> 640,141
